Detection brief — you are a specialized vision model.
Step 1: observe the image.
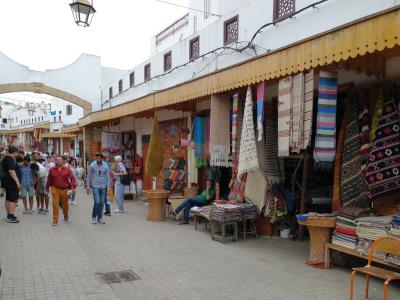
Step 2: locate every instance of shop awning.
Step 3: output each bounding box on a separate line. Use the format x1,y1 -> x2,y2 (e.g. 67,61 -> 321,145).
34,123 -> 50,129
61,124 -> 81,134
79,7 -> 400,127
0,128 -> 34,134
40,132 -> 76,139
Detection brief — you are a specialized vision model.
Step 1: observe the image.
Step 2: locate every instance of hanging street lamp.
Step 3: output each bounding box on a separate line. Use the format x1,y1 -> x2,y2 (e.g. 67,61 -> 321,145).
69,0 -> 96,27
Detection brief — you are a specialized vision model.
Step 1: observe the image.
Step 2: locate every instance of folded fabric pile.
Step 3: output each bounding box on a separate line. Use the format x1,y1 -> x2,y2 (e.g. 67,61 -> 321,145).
332,226 -> 358,250
240,204 -> 258,220
356,215 -> 392,241
210,204 -> 241,222
388,215 -> 400,237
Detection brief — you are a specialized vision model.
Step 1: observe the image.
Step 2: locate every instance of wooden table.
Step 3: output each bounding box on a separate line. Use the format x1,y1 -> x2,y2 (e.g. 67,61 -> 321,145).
298,216 -> 336,264
143,190 -> 170,222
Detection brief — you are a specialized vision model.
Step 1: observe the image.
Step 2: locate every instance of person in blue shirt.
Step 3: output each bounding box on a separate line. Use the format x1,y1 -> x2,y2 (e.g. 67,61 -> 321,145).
20,155 -> 37,214
86,153 -> 111,225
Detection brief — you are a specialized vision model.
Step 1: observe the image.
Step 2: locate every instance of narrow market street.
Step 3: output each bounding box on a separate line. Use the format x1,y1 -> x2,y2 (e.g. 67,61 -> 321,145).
0,188 -> 397,300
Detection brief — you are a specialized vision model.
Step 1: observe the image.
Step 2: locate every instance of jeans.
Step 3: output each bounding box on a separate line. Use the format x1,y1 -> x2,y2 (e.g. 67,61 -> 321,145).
115,182 -> 125,210
92,187 -> 106,219
104,194 -> 111,213
133,180 -> 142,197
175,198 -> 204,223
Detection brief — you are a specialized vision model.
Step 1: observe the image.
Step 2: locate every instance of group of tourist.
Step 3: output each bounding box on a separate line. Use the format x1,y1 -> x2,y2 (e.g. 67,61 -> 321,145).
1,146 -> 136,226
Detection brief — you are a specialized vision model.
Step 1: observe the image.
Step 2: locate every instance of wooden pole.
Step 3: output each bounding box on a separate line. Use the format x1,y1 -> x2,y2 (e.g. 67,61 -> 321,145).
299,152 -> 310,240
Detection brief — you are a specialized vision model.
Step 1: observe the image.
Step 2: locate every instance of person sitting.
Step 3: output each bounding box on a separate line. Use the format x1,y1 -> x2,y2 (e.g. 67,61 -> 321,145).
174,180 -> 215,225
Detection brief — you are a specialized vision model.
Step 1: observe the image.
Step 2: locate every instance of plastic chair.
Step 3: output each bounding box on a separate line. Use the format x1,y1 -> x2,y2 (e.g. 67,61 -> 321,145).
349,236 -> 400,300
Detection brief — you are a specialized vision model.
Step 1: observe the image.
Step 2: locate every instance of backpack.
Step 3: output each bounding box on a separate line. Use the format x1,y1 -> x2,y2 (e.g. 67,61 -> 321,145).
120,171 -> 132,185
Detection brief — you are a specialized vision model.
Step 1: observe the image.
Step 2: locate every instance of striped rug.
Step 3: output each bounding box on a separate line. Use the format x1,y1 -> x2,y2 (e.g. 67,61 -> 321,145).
278,77 -> 292,157
303,69 -> 314,149
313,70 -> 338,164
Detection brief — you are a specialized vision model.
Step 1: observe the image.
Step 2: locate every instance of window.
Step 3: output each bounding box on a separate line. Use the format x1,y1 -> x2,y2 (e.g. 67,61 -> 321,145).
66,105 -> 72,115
190,37 -> 200,60
119,79 -> 123,94
144,63 -> 151,82
204,0 -> 211,19
273,0 -> 295,22
59,110 -> 62,114
129,72 -> 135,87
21,120 -> 23,125
41,116 -> 43,121
164,51 -> 172,72
2,118 -> 7,124
53,116 -> 56,122
59,116 -> 61,122
224,15 -> 239,45
109,87 -> 113,99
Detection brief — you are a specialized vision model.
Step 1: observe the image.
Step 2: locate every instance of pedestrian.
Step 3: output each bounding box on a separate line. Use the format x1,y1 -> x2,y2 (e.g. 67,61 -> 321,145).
31,151 -> 41,211
46,156 -> 76,226
32,159 -> 49,214
1,145 -> 22,223
174,180 -> 216,225
103,158 -> 113,216
76,163 -> 85,186
69,157 -> 79,205
43,156 -> 55,173
86,153 -> 110,224
132,154 -> 143,199
113,155 -> 128,213
20,155 -> 37,214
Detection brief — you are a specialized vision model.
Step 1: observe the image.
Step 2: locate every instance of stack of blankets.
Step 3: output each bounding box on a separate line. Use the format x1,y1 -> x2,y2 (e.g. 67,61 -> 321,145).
210,204 -> 242,222
355,215 -> 392,257
240,204 -> 258,220
332,207 -> 370,250
388,215 -> 400,238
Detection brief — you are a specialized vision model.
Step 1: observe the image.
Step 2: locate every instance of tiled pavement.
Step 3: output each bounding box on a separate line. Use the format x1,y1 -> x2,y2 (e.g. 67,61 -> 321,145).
0,188 -> 399,300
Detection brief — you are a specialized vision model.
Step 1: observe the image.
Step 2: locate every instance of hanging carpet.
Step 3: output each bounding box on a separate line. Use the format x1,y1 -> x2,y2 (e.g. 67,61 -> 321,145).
210,95 -> 230,167
278,76 -> 292,157
341,100 -> 369,208
290,73 -> 305,153
237,86 -> 259,179
303,69 -> 315,149
313,70 -> 338,164
256,83 -> 265,142
365,96 -> 400,199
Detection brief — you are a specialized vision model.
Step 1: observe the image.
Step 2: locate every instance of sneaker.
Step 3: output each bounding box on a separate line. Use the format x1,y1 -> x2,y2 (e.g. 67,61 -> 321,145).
6,217 -> 20,223
51,222 -> 57,226
71,201 -> 77,205
38,209 -> 43,214
23,209 -> 28,214
28,209 -> 33,214
64,217 -> 69,223
91,218 -> 97,224
114,209 -> 121,213
104,211 -> 111,216
44,209 -> 49,215
97,218 -> 105,224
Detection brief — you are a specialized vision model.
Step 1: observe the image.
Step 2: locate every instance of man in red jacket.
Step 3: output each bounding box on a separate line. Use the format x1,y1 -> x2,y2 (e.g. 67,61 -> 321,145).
46,156 -> 76,226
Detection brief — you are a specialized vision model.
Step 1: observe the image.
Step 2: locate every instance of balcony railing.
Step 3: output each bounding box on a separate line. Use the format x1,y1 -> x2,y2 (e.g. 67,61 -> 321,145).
155,13 -> 189,46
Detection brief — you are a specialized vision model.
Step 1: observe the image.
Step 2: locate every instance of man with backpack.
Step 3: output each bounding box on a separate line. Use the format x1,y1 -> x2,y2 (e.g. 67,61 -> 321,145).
86,153 -> 111,224
1,146 -> 22,223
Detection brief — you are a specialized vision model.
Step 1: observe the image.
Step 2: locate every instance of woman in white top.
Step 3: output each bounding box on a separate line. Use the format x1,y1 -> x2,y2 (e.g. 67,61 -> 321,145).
114,156 -> 127,213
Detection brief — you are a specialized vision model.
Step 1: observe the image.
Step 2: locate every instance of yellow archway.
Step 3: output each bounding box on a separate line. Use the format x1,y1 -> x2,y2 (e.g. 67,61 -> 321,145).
0,82 -> 92,115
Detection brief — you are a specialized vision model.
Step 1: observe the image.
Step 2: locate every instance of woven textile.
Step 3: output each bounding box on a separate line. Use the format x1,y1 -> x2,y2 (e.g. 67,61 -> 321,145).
313,71 -> 338,163
244,169 -> 268,213
370,90 -> 384,143
278,77 -> 292,157
264,121 -> 283,184
359,101 -> 371,171
341,100 -> 369,208
332,104 -> 349,211
303,69 -> 314,149
365,97 -> 400,199
256,83 -> 265,142
237,87 -> 259,179
232,92 -> 239,154
290,73 -> 304,153
210,95 -> 230,167
194,117 -> 207,168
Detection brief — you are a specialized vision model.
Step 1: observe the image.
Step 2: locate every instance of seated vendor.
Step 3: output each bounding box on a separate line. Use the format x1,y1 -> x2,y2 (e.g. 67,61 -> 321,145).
174,180 -> 215,225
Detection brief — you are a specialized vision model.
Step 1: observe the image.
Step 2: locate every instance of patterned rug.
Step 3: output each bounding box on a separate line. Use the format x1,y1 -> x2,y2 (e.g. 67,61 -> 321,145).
278,76 -> 292,157
256,83 -> 265,142
365,96 -> 400,199
290,73 -> 304,153
238,86 -> 259,178
340,99 -> 369,208
303,69 -> 315,149
313,70 -> 338,164
210,94 -> 230,167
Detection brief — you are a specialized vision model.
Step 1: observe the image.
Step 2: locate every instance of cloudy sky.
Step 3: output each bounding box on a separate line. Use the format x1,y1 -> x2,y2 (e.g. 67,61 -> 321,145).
0,0 -> 188,71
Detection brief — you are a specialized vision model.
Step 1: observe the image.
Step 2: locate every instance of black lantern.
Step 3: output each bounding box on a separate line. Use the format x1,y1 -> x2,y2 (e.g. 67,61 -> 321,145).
70,0 -> 96,27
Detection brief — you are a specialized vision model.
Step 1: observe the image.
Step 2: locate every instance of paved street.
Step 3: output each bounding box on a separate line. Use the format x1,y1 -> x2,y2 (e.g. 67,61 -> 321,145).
0,187 -> 399,300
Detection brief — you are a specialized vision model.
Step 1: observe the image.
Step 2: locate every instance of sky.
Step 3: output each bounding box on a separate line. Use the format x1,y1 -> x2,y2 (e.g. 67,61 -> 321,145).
0,0 -> 189,71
